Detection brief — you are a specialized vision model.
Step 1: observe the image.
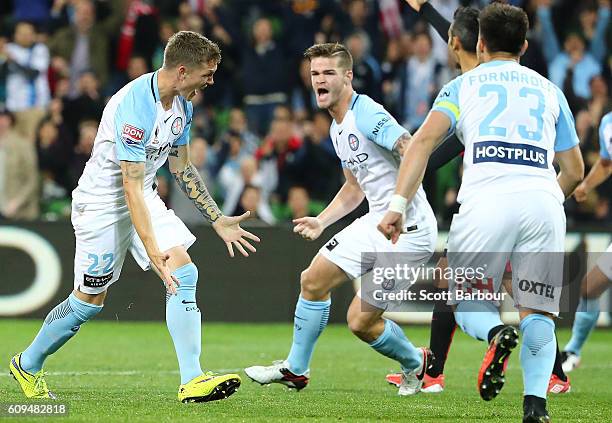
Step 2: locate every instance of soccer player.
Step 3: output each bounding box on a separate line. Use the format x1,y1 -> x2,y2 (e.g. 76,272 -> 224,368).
385,0 -> 571,396
378,4 -> 584,422
561,111 -> 612,372
9,31 -> 260,403
245,43 -> 438,396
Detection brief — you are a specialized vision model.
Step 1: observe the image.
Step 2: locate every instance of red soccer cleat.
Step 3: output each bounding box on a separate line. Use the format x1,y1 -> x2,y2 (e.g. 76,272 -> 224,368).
422,373 -> 445,393
477,325 -> 519,401
548,374 -> 571,394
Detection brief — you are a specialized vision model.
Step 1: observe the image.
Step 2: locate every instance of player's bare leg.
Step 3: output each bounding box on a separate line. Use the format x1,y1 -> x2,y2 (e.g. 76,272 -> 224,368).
244,254 -> 347,389
347,297 -> 431,396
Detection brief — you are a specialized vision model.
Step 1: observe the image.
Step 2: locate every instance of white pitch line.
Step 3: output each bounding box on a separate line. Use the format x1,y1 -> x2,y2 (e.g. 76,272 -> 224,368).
1,368 -> 242,377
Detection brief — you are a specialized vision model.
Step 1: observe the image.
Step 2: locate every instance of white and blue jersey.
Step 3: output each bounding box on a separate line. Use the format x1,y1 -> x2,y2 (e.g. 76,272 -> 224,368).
72,71 -> 192,208
330,93 -> 434,228
599,112 -> 612,161
432,60 -> 579,205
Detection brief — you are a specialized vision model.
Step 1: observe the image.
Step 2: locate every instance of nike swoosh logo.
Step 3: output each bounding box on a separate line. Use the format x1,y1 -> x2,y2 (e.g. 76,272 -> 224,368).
338,129 -> 343,135
164,115 -> 173,123
182,300 -> 196,304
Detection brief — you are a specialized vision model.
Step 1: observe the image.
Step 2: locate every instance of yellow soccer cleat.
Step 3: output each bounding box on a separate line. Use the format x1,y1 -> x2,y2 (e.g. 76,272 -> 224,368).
9,353 -> 56,399
178,372 -> 241,403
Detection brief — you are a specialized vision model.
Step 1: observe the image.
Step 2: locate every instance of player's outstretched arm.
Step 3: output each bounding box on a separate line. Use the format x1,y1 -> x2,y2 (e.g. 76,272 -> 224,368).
169,145 -> 260,257
574,157 -> 610,201
555,146 -> 585,199
121,160 -> 179,294
377,111 -> 450,243
405,0 -> 451,44
294,169 -> 365,241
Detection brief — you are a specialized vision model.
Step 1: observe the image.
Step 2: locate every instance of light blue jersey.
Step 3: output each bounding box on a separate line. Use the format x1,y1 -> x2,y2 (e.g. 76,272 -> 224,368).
599,111 -> 612,161
73,72 -> 192,208
330,93 -> 434,227
432,60 -> 579,204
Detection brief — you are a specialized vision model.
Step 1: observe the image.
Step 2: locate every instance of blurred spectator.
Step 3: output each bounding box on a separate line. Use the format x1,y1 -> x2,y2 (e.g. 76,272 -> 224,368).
115,0 -> 158,72
0,108 -> 39,220
256,105 -> 303,201
273,184 -> 325,222
338,0 -> 381,57
48,0 -> 123,97
286,111 -> 342,202
216,130 -> 252,196
380,38 -> 404,116
4,21 -> 50,140
227,107 -> 259,154
291,57 -> 318,122
222,156 -> 275,225
35,117 -> 72,201
152,20 -> 176,70
397,30 -> 442,132
62,71 -> 104,140
242,17 -> 289,136
345,31 -> 383,103
233,184 -> 276,225
536,0 -> 609,99
68,119 -> 97,190
127,55 -> 149,81
11,0 -> 51,27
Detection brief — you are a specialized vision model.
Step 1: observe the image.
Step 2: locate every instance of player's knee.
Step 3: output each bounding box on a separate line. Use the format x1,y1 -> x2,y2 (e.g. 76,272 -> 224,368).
300,267 -> 328,300
173,262 -> 198,290
346,311 -> 372,341
68,292 -> 104,323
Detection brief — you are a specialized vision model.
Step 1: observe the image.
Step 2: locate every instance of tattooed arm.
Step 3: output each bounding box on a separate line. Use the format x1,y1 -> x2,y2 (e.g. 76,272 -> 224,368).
121,160 -> 177,292
168,145 -> 260,257
168,145 -> 221,223
392,132 -> 412,157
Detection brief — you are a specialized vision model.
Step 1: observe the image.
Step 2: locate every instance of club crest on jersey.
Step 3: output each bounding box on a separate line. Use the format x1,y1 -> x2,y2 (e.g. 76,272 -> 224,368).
171,117 -> 183,135
348,134 -> 359,151
121,124 -> 144,145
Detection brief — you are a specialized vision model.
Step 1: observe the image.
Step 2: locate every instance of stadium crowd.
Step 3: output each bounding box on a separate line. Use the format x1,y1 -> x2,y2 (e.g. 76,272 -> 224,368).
0,0 -> 610,227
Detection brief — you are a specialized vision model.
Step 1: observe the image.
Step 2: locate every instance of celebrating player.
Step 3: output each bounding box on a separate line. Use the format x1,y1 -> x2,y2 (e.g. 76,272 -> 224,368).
378,4 -> 584,422
9,31 -> 260,403
561,111 -> 612,372
385,0 -> 570,396
245,42 -> 438,396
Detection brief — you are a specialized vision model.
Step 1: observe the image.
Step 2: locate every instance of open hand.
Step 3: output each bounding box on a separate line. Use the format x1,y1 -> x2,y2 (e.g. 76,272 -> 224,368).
212,212 -> 261,257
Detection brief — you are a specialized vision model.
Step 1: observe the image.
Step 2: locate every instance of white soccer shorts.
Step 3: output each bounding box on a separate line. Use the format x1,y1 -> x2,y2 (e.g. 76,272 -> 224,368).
71,195 -> 196,294
447,191 -> 566,315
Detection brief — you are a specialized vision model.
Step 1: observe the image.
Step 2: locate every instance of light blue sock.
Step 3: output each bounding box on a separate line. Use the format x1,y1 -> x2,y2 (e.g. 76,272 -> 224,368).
369,319 -> 422,372
286,296 -> 331,375
454,300 -> 503,342
21,293 -> 103,373
166,263 -> 203,384
520,314 -> 555,399
564,297 -> 600,355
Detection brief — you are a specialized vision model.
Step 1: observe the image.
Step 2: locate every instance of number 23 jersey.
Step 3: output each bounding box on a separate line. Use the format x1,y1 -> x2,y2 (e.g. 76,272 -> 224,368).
432,60 -> 579,205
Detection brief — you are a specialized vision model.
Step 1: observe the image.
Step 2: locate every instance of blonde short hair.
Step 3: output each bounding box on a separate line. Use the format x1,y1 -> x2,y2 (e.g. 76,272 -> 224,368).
163,31 -> 221,69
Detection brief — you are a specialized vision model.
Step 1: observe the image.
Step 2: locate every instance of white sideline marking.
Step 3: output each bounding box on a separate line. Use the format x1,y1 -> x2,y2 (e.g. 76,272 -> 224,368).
2,368 -> 242,377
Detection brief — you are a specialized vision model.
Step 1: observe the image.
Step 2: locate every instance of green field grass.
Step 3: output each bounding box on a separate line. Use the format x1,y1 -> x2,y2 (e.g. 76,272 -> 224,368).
0,320 -> 610,422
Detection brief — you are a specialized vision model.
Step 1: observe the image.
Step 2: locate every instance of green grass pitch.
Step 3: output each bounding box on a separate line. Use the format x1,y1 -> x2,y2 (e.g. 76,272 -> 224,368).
0,320 -> 610,422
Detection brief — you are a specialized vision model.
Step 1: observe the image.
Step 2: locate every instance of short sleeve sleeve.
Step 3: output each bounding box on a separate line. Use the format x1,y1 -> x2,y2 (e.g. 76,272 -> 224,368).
431,76 -> 462,133
352,95 -> 407,151
553,86 -> 580,152
114,89 -> 153,162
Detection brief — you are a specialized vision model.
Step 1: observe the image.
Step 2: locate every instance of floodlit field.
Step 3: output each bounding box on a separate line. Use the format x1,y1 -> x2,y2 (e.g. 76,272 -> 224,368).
1,320 -> 610,422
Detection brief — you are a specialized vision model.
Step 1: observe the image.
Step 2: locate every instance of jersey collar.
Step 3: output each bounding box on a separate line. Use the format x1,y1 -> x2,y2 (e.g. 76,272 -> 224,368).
150,71 -> 161,103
